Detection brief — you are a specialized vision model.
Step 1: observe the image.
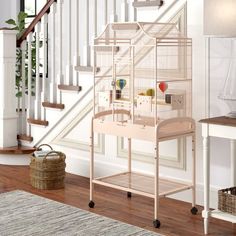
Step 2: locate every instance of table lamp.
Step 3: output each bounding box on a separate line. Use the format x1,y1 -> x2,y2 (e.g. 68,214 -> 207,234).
204,0 -> 236,118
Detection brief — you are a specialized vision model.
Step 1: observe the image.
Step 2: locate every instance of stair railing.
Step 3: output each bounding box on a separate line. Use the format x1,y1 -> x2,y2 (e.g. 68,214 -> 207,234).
16,0 -> 128,143
17,0 -> 57,141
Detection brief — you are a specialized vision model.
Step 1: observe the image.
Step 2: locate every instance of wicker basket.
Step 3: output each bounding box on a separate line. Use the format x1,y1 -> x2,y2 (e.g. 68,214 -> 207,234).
30,144 -> 66,190
218,187 -> 236,215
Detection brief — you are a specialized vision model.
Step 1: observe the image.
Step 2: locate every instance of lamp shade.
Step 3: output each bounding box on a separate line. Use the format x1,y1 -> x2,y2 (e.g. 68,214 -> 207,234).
204,0 -> 236,37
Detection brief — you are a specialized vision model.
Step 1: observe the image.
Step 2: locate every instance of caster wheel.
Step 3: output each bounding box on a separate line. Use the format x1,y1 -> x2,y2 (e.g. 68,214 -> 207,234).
191,207 -> 198,215
88,201 -> 95,208
153,219 -> 161,228
127,192 -> 132,198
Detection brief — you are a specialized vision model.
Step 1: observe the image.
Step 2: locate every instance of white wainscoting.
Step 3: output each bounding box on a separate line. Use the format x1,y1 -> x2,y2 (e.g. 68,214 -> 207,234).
117,137 -> 187,169
53,100 -> 104,154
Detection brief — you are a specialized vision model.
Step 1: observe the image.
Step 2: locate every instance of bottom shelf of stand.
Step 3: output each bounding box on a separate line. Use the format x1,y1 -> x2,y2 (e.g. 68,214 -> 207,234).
211,210 -> 236,223
93,172 -> 192,198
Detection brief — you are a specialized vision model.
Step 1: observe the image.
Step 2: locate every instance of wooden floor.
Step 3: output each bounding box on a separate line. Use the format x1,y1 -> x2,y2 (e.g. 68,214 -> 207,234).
0,165 -> 235,236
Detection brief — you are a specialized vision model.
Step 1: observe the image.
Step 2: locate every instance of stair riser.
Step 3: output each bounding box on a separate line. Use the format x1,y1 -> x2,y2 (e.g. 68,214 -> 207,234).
0,154 -> 30,165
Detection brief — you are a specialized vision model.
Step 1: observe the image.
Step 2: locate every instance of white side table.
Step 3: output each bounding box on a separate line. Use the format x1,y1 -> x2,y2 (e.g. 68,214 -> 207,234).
200,116 -> 236,235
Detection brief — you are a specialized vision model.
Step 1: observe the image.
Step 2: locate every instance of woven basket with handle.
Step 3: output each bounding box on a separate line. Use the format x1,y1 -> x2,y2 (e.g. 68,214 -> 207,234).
30,144 -> 66,190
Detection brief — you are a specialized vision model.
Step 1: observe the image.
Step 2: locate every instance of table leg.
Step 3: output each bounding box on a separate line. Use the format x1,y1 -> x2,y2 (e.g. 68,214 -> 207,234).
128,138 -> 131,173
203,135 -> 210,234
192,134 -> 196,208
230,140 -> 236,186
153,141 -> 160,228
128,138 -> 132,196
89,122 -> 95,208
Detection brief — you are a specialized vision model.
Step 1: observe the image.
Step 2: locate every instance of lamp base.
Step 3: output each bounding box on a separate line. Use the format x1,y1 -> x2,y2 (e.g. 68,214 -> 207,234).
225,111 -> 236,118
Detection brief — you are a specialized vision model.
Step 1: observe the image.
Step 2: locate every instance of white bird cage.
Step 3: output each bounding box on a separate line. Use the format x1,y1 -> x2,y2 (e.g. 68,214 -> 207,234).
93,22 -> 192,125
89,23 -> 197,228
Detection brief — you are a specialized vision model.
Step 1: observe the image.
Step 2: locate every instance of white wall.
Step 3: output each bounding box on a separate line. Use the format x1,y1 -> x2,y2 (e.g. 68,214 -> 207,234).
188,0 -> 233,189
0,0 -> 20,28
0,0 -> 12,28
154,0 -> 233,206
208,40 -> 232,185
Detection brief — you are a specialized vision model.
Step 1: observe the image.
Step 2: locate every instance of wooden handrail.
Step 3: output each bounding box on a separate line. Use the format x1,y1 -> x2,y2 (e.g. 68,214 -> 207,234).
17,0 -> 57,47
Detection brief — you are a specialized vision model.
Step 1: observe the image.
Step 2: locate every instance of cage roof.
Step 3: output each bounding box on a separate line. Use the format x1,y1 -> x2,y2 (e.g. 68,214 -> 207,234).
94,22 -> 188,45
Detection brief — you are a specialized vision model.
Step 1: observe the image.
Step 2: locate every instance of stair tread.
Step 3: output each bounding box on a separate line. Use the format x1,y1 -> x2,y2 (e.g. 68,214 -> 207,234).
93,46 -> 119,52
58,84 -> 82,92
111,23 -> 140,31
42,102 -> 65,109
17,134 -> 33,142
133,0 -> 164,7
74,66 -> 100,73
27,118 -> 49,126
0,145 -> 35,155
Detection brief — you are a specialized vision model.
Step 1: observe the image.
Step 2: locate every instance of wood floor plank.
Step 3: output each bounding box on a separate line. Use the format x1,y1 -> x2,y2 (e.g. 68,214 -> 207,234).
0,165 -> 235,236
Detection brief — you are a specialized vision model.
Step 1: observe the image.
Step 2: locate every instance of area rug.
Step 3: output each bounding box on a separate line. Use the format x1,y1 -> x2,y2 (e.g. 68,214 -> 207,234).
0,190 -> 162,236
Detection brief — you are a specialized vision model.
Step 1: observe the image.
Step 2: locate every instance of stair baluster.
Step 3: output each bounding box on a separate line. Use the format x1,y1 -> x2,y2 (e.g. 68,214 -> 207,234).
57,0 -> 64,89
41,13 -> 48,120
111,0 -> 118,22
34,22 -> 41,120
84,0 -> 90,67
133,0 -> 138,21
26,32 -> 33,138
104,0 -> 108,28
21,40 -> 27,135
121,0 -> 129,22
94,0 -> 98,38
73,0 -> 80,87
66,0 -> 73,86
49,3 -> 57,104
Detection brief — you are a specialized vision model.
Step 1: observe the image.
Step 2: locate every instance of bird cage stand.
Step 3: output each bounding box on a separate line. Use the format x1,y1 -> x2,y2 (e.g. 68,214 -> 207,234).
88,22 -> 197,228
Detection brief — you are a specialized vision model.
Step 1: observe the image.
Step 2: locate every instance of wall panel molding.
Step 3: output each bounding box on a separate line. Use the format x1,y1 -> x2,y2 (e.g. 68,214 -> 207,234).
117,137 -> 186,169
53,100 -> 104,154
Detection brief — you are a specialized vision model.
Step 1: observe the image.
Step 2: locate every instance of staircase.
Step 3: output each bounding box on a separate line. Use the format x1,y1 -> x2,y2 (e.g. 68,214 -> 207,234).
15,0 -> 136,147
0,0 -> 188,163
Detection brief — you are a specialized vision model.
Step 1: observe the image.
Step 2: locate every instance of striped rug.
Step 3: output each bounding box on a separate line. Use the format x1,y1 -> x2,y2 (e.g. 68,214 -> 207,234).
0,190 -> 162,236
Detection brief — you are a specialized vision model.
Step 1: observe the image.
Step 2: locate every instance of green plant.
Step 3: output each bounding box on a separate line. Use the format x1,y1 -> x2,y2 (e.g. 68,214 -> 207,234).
5,12 -> 28,37
5,12 -> 39,98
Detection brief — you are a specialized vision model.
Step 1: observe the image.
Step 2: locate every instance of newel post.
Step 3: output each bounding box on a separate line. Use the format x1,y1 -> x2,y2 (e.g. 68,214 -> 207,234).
0,29 -> 18,147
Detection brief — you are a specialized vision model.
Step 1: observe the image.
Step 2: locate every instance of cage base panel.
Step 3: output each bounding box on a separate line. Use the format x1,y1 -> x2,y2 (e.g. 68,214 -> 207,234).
93,118 -> 194,142
92,171 -> 193,198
